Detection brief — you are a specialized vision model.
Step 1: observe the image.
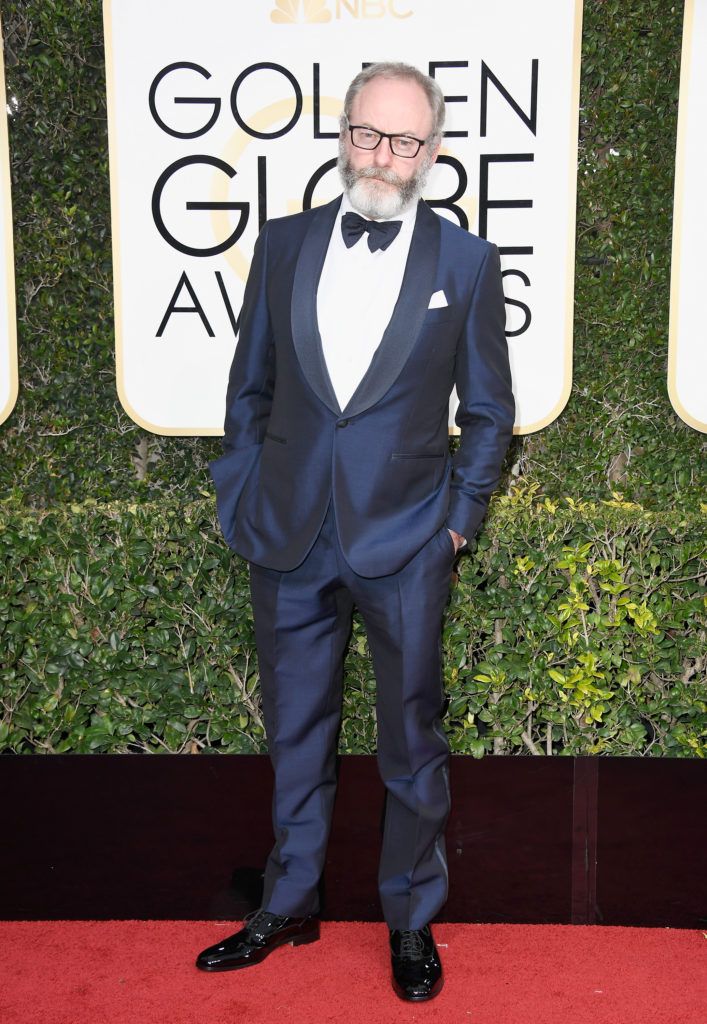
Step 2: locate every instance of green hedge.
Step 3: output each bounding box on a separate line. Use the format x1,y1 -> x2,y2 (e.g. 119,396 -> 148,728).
2,489 -> 704,756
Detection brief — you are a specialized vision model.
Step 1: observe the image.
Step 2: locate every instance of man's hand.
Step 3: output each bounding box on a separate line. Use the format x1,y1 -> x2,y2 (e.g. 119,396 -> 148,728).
448,529 -> 466,553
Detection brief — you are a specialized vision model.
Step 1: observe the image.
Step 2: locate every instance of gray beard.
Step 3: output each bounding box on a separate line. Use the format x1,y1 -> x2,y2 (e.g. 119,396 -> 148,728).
337,141 -> 433,220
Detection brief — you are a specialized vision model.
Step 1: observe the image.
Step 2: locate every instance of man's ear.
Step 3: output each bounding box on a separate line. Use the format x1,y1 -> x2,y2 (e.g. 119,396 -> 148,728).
427,140 -> 441,166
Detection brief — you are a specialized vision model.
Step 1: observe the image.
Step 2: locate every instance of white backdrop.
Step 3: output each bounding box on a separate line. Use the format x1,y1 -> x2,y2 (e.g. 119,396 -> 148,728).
0,13 -> 18,428
669,0 -> 707,433
104,0 -> 583,435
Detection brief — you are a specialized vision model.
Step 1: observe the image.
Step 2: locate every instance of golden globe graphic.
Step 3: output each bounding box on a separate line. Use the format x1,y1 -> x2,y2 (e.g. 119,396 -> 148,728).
669,0 -> 707,433
103,0 -> 582,435
0,11 -> 18,428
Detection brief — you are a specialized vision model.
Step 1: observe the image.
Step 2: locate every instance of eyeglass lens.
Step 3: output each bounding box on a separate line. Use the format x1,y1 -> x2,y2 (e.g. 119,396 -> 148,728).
351,127 -> 421,158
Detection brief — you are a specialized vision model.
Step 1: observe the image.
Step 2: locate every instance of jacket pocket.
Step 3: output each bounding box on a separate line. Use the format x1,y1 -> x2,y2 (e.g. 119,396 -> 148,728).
391,451 -> 445,460
264,431 -> 287,445
422,307 -> 456,326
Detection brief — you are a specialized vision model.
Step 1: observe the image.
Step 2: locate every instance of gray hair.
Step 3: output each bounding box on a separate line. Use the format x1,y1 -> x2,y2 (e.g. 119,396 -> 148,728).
341,62 -> 446,146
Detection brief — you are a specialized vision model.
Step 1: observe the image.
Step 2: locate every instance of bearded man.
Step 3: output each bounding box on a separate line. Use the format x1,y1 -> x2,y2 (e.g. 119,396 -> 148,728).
197,61 -> 515,1001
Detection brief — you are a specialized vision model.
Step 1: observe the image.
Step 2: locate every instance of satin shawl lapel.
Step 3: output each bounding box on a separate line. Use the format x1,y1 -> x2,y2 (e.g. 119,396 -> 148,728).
343,200 -> 440,419
291,196 -> 342,415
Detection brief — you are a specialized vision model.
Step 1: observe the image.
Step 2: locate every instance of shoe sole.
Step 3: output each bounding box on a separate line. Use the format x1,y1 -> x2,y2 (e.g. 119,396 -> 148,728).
196,927 -> 320,972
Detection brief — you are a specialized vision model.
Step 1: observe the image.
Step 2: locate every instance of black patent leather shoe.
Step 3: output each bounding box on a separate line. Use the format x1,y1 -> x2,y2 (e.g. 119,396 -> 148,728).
390,924 -> 443,1001
196,909 -> 320,972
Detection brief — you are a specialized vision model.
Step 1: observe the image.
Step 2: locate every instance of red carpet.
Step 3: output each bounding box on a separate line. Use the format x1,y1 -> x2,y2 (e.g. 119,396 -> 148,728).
0,921 -> 705,1023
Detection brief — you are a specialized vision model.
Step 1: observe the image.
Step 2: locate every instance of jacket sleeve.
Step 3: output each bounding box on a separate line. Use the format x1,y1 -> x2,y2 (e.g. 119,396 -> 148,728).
445,243 -> 515,541
209,224 -> 274,546
220,223 -> 275,453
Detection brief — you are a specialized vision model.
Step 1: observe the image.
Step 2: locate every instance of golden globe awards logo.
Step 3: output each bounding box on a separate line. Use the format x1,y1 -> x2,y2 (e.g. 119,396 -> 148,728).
270,0 -> 413,22
104,0 -> 581,435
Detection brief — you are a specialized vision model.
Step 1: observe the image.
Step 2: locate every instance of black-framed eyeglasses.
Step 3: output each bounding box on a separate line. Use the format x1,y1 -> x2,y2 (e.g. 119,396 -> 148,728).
347,124 -> 426,158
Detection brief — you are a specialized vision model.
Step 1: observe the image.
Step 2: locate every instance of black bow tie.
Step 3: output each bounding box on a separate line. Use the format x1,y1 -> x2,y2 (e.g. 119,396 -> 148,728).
341,211 -> 402,253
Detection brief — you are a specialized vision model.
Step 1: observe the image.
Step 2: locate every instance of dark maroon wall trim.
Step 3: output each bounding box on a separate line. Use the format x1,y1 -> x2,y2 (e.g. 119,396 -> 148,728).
1,755 -> 705,927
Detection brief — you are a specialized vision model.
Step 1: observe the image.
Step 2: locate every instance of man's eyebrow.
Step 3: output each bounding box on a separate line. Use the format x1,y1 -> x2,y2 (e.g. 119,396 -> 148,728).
359,121 -> 420,136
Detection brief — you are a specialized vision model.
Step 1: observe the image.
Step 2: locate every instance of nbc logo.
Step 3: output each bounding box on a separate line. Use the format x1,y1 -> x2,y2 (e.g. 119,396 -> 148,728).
270,0 -> 332,22
270,0 -> 412,22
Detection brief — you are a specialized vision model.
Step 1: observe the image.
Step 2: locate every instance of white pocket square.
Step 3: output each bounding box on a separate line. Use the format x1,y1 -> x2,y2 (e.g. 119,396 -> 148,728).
428,290 -> 448,309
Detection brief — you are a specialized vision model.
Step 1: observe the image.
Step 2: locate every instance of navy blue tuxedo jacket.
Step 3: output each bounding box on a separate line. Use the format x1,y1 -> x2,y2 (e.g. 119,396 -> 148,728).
210,195 -> 515,578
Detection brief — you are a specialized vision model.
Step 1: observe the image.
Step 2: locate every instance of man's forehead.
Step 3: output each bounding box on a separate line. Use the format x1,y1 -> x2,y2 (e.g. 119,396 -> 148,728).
350,77 -> 432,131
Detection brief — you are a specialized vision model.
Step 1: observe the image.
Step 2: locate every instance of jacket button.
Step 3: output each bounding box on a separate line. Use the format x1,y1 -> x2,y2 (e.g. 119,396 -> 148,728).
336,419 -> 349,428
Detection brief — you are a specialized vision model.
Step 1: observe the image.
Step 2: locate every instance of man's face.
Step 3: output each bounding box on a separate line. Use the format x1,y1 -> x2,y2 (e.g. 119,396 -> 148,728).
338,76 -> 439,219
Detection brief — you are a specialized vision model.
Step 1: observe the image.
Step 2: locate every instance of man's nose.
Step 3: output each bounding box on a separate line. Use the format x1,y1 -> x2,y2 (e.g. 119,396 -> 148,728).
373,137 -> 394,166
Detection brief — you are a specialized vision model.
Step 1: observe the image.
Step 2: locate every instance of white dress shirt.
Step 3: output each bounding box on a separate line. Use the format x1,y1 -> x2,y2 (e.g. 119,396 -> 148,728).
317,194 -> 418,411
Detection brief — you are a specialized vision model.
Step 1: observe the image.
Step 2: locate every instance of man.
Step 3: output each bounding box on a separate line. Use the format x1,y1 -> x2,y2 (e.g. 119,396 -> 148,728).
196,62 -> 515,1001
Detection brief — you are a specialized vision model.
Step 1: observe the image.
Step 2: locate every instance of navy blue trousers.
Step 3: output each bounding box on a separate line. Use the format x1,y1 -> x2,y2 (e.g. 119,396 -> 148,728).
248,505 -> 455,930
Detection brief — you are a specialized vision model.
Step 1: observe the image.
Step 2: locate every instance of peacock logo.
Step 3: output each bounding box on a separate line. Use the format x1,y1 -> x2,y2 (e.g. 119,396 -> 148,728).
270,0 -> 332,23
